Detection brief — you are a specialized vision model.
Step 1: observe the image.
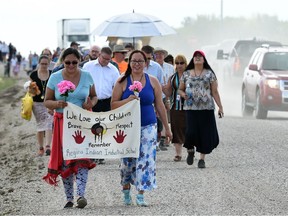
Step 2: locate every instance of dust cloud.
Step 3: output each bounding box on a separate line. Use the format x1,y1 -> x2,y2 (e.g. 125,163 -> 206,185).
148,16 -> 288,118
150,36 -> 243,117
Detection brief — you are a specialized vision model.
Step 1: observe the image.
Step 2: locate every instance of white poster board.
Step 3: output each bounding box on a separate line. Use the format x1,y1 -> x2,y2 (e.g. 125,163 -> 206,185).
63,100 -> 140,160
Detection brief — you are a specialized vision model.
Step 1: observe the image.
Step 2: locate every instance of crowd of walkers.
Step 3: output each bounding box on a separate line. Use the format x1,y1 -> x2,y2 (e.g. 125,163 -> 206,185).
0,40 -> 21,77
21,41 -> 224,209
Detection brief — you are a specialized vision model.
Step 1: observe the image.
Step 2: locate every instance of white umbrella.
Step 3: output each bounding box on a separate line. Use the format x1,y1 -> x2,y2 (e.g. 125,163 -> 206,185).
91,12 -> 176,45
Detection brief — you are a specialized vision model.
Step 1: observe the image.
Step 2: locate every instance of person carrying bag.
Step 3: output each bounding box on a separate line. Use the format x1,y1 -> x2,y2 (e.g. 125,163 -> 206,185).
21,91 -> 33,121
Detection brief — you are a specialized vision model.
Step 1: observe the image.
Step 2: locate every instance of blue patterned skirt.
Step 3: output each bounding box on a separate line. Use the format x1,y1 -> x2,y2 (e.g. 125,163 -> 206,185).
120,123 -> 157,191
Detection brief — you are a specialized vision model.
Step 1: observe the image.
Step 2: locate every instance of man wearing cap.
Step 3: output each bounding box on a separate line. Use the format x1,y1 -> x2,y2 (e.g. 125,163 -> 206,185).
154,47 -> 175,84
124,43 -> 135,62
70,41 -> 84,61
53,42 -> 84,73
70,41 -> 80,49
112,45 -> 128,74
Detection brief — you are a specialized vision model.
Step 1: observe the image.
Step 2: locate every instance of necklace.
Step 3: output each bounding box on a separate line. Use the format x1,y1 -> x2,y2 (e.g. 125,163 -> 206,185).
40,80 -> 47,99
37,69 -> 49,99
194,69 -> 204,77
131,73 -> 144,82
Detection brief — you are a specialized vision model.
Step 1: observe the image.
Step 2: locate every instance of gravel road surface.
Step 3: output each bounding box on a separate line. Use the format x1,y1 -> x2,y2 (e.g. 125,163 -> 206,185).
1,65 -> 288,215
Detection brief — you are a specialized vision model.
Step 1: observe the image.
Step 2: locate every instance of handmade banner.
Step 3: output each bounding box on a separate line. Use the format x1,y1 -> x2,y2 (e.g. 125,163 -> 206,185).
63,100 -> 141,160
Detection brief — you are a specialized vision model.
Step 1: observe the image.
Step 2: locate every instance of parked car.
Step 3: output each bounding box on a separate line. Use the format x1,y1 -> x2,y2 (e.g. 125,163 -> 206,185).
217,38 -> 282,78
241,45 -> 288,119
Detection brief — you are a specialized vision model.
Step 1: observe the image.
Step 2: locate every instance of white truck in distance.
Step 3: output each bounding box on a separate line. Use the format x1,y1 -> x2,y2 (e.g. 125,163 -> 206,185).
57,18 -> 91,50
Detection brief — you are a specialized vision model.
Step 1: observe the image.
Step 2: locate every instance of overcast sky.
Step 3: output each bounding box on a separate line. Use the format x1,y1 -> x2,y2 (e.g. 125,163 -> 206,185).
0,0 -> 286,57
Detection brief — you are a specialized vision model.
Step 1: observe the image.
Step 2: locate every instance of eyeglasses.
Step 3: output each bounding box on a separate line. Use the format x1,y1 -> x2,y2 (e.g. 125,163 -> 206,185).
131,60 -> 145,65
175,62 -> 185,65
100,55 -> 111,61
64,61 -> 78,65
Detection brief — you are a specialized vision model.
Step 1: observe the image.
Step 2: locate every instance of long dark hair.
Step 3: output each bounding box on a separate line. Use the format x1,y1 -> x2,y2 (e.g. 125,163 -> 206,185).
119,50 -> 147,83
186,55 -> 215,75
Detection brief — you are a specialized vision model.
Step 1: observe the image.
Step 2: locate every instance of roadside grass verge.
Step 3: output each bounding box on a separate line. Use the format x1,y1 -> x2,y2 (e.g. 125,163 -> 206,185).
0,76 -> 17,92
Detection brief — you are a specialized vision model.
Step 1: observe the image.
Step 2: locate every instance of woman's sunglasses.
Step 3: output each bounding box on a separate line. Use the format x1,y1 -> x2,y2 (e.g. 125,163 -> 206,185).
64,61 -> 78,65
175,62 -> 185,65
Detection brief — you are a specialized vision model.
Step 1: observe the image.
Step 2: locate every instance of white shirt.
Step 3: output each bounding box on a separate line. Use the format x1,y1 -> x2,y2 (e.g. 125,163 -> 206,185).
161,62 -> 175,84
83,59 -> 120,99
11,58 -> 17,67
144,60 -> 164,84
157,62 -> 175,99
1,44 -> 9,53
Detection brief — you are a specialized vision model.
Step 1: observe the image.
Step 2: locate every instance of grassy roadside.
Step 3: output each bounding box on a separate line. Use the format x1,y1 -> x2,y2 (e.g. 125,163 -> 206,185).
0,76 -> 17,92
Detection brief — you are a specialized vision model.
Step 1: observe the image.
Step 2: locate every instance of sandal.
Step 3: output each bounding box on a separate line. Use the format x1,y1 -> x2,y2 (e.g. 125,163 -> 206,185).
173,156 -> 182,162
45,145 -> 51,156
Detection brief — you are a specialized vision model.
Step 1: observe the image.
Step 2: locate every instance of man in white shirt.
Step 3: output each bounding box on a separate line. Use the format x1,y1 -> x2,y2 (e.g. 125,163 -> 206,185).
141,45 -> 164,84
83,47 -> 119,111
83,47 -> 120,164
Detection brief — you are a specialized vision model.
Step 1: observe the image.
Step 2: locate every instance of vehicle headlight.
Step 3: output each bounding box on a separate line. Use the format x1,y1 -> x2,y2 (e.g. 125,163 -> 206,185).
265,79 -> 279,88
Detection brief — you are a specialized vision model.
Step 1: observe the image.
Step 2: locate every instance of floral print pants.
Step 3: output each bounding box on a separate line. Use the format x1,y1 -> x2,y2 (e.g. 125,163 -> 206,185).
120,123 -> 157,191
62,167 -> 88,201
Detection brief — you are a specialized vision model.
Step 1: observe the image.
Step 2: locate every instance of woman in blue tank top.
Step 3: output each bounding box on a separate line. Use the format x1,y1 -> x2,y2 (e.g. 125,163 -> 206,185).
111,50 -> 172,206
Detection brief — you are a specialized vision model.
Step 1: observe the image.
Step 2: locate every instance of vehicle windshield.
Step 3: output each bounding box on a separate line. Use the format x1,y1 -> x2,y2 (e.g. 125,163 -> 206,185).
68,35 -> 89,42
236,44 -> 259,57
262,52 -> 288,70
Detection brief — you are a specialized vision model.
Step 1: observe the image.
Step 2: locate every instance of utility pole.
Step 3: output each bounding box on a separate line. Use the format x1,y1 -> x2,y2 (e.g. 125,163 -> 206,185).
219,0 -> 224,41
220,0 -> 223,21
